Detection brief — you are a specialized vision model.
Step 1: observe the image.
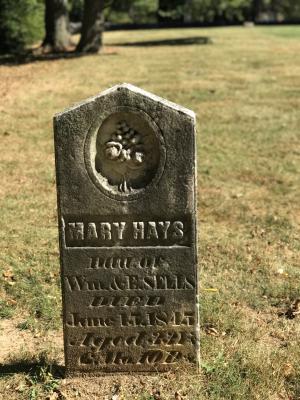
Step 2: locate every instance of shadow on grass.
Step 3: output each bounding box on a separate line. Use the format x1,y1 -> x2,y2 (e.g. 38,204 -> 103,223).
0,50 -> 118,66
0,359 -> 64,378
114,36 -> 212,47
0,37 -> 210,65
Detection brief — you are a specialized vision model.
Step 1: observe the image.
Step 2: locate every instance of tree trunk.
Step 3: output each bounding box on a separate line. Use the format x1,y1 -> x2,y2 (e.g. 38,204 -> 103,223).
157,0 -> 169,22
42,0 -> 71,52
76,0 -> 104,53
251,0 -> 261,22
183,0 -> 193,23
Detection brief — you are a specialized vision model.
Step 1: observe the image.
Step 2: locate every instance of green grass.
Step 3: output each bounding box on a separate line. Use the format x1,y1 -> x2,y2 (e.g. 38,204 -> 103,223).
259,25 -> 300,38
0,25 -> 300,399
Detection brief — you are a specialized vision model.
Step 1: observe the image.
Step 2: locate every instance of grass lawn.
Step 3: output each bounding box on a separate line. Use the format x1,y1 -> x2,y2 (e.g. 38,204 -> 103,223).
0,25 -> 300,399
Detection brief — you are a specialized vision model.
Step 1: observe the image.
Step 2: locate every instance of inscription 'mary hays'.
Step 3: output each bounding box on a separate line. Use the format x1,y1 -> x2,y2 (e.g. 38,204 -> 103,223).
54,83 -> 199,375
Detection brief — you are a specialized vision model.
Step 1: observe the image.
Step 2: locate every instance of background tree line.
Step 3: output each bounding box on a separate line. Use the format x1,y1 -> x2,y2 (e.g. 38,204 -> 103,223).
0,0 -> 299,54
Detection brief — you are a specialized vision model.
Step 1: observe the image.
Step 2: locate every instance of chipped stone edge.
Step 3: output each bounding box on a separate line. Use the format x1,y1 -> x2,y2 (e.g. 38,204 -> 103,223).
54,83 -> 195,120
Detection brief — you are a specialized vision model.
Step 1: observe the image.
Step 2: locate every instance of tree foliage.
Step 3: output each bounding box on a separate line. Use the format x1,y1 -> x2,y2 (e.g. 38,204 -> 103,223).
185,0 -> 251,23
157,0 -> 258,23
108,0 -> 300,23
107,0 -> 158,23
70,0 -> 84,22
0,0 -> 44,53
258,0 -> 300,21
0,0 -> 299,54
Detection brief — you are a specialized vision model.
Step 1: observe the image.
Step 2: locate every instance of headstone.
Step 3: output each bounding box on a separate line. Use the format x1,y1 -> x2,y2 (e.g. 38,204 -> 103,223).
54,83 -> 199,375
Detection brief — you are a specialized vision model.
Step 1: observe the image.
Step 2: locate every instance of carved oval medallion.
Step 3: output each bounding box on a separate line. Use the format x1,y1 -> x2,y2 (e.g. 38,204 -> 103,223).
85,107 -> 165,200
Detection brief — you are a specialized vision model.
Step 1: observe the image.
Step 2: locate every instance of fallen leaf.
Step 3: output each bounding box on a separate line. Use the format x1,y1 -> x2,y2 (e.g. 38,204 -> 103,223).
3,270 -> 14,280
152,389 -> 161,400
46,393 -> 59,400
279,299 -> 300,319
231,192 -> 242,199
7,298 -> 17,305
110,383 -> 121,400
16,384 -> 25,392
283,363 -> 294,377
205,326 -> 219,336
285,299 -> 300,319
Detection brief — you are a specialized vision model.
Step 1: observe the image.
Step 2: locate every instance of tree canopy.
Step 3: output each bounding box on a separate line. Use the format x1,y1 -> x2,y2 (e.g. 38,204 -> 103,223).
0,0 -> 299,54
0,0 -> 44,53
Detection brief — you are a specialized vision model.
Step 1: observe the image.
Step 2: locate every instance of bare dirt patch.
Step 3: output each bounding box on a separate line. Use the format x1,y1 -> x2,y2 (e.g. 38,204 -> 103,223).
0,318 -> 63,364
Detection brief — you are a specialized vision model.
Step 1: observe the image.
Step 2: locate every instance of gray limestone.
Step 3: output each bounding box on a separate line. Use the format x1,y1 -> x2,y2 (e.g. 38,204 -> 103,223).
54,83 -> 199,375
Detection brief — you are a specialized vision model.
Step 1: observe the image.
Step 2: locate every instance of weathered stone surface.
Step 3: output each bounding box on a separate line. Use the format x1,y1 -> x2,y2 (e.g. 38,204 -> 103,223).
54,83 -> 199,375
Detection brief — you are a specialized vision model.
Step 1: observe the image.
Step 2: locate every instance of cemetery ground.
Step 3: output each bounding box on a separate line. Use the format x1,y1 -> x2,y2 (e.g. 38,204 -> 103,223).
0,25 -> 299,399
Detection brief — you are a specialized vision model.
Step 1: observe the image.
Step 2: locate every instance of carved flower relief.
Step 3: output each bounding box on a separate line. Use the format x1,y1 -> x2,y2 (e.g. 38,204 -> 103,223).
94,111 -> 162,197
103,121 -> 146,192
105,121 -> 144,164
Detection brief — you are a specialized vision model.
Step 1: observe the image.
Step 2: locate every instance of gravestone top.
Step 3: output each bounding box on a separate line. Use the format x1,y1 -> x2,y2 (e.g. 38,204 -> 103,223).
54,83 -> 199,375
56,83 -> 195,119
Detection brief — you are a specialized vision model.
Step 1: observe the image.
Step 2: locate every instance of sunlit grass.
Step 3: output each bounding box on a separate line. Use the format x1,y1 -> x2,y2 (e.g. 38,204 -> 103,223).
0,25 -> 299,399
